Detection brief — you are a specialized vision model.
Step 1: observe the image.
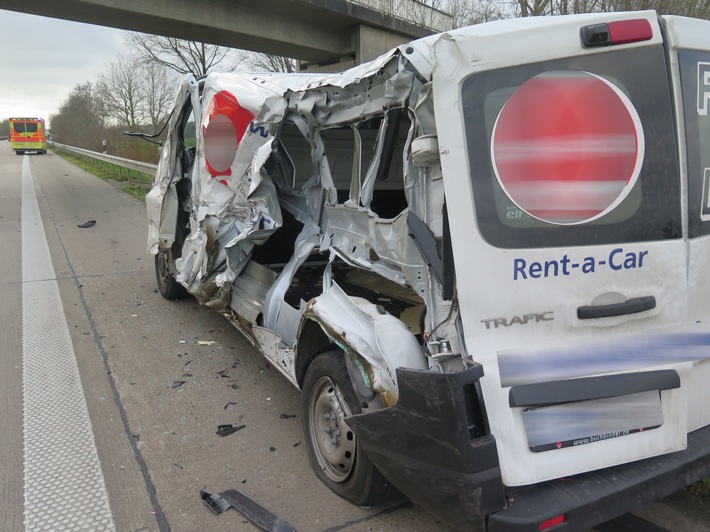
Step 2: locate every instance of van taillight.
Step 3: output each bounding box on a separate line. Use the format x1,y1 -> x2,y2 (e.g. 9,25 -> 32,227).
539,514 -> 565,530
581,19 -> 653,48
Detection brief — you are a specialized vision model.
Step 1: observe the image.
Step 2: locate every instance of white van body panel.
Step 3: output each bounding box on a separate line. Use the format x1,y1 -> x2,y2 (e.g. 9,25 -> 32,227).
430,11 -> 709,485
665,15 -> 710,434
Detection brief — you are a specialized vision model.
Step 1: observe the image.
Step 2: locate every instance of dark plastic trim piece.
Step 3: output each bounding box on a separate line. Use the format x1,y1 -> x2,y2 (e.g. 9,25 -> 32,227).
407,211 -> 444,285
577,295 -> 655,319
508,369 -> 680,408
347,364 -> 505,531
581,23 -> 611,47
201,489 -> 296,532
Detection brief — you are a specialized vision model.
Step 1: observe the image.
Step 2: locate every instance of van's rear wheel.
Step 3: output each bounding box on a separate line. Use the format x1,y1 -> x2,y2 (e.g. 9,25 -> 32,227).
302,350 -> 394,507
155,251 -> 187,300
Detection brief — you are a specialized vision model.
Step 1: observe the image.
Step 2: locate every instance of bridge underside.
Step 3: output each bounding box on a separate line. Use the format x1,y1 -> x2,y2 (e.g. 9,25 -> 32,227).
0,0 -> 437,69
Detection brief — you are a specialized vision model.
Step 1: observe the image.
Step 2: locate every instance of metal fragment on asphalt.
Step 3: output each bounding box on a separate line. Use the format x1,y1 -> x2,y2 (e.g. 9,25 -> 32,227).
200,489 -> 296,531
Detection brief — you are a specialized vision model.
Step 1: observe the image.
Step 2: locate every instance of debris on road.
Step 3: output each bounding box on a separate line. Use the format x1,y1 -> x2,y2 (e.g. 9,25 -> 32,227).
216,424 -> 245,437
171,380 -> 186,389
200,489 -> 296,531
279,414 -> 297,420
77,220 -> 96,228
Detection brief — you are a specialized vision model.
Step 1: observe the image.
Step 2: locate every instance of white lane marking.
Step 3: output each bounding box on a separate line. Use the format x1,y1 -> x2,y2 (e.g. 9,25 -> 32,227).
21,156 -> 115,531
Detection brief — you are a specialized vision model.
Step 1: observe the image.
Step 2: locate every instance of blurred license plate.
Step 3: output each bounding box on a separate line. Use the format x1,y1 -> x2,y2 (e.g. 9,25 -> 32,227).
522,390 -> 663,452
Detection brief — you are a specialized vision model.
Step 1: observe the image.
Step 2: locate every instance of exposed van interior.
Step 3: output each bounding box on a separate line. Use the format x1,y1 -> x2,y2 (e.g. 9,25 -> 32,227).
240,109 -> 424,336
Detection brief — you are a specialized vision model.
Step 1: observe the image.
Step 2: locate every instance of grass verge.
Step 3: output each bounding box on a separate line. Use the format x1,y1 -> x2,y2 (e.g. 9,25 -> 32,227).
122,186 -> 150,201
51,148 -> 152,200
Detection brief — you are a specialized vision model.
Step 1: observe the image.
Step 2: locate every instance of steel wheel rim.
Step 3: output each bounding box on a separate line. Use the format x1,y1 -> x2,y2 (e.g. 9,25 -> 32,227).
308,375 -> 356,483
156,253 -> 170,290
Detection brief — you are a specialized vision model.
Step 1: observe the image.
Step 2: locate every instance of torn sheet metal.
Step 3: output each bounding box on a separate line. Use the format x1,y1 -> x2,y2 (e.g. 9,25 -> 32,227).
146,74 -> 200,254
200,489 -> 296,532
146,34 -> 456,402
305,282 -> 427,405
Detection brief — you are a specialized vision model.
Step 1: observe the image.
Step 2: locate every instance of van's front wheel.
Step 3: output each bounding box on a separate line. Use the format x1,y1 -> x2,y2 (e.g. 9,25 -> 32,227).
302,350 -> 394,507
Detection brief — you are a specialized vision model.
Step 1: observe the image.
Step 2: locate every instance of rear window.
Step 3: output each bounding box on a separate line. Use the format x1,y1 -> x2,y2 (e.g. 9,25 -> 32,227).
679,50 -> 710,238
12,122 -> 40,134
462,46 -> 681,249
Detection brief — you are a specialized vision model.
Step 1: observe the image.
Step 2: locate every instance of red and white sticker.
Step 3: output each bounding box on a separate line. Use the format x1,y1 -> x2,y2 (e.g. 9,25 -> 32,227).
491,71 -> 644,225
203,90 -> 255,180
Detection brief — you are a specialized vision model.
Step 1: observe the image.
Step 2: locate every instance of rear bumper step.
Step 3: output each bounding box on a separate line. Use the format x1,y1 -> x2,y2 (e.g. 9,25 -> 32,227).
488,423 -> 710,531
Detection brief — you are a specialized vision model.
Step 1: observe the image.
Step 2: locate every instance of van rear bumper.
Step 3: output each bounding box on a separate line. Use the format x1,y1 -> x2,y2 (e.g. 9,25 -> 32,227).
347,364 -> 506,531
488,422 -> 710,531
348,363 -> 710,531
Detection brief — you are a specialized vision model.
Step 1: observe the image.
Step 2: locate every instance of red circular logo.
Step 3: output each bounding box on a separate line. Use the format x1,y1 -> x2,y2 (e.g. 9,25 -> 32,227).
203,90 -> 255,179
491,71 -> 644,225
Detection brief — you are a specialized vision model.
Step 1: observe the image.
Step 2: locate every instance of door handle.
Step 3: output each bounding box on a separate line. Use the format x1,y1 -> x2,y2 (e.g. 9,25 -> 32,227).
577,296 -> 655,319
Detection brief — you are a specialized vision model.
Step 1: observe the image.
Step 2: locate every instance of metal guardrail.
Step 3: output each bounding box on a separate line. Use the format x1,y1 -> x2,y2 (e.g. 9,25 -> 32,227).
50,141 -> 157,189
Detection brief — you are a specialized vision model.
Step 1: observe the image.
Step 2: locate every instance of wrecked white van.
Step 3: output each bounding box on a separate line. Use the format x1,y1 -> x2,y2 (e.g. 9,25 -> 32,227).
146,10 -> 710,530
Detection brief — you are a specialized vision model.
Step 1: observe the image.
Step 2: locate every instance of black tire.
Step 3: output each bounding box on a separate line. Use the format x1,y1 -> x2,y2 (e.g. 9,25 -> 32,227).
155,251 -> 188,300
302,350 -> 394,507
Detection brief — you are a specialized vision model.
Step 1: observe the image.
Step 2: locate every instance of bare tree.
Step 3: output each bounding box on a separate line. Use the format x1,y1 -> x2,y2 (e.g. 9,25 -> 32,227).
140,62 -> 178,131
50,82 -> 105,149
508,0 -> 710,16
235,51 -> 297,73
552,0 -> 602,14
97,53 -> 177,132
598,0 -> 710,17
125,32 -> 239,77
447,0 -> 508,26
515,0 -> 552,16
97,54 -> 143,129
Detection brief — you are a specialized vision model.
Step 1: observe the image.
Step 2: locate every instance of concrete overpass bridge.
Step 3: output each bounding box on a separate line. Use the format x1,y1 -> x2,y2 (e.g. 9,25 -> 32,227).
0,0 -> 452,70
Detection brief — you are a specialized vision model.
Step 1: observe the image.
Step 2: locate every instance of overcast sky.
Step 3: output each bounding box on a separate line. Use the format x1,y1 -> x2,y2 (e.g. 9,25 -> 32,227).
0,10 -> 127,127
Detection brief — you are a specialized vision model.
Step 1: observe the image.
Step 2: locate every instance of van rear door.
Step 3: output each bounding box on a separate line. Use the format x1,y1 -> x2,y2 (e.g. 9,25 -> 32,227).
431,11 -> 708,486
665,15 -> 710,435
